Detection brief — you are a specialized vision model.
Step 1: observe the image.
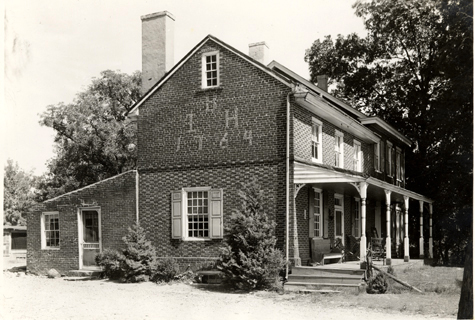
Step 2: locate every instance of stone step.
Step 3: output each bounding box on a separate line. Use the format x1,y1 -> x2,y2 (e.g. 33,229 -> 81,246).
285,281 -> 365,293
196,270 -> 223,284
63,276 -> 98,281
291,266 -> 365,277
66,270 -> 102,278
288,275 -> 363,285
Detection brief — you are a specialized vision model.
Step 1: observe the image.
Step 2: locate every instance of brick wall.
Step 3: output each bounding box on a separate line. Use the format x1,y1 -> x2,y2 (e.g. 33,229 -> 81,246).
136,39 -> 290,267
27,171 -> 137,275
139,163 -> 286,266
292,103 -> 373,173
138,40 -> 289,169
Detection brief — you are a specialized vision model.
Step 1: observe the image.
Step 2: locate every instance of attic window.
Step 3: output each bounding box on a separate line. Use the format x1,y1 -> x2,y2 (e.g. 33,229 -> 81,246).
202,51 -> 219,88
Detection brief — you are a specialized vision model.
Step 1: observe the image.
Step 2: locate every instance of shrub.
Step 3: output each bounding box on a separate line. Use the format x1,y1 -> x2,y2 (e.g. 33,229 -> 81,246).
95,248 -> 125,280
96,223 -> 158,283
367,272 -> 389,294
151,257 -> 180,283
120,224 -> 158,282
217,179 -> 286,291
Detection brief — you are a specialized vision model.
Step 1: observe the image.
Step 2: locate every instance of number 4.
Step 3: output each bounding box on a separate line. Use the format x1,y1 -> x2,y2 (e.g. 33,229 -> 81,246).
243,130 -> 252,146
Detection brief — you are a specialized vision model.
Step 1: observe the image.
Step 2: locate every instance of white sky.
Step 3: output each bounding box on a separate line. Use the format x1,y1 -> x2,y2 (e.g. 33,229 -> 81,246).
3,0 -> 365,175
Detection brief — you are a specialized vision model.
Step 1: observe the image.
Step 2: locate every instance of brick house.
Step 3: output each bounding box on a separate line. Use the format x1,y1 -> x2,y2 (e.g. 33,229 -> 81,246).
27,11 -> 433,275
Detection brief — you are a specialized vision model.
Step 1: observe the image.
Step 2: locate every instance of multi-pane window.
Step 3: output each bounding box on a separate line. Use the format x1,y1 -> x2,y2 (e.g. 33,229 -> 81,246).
311,118 -> 322,163
387,141 -> 393,177
335,131 -> 344,168
202,51 -> 219,88
353,140 -> 362,172
313,188 -> 323,237
374,141 -> 381,171
187,191 -> 209,238
396,148 -> 401,181
43,212 -> 59,248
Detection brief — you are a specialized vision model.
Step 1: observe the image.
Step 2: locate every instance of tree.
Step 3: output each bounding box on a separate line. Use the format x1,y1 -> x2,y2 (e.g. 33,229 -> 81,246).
305,0 -> 472,265
218,179 -> 286,290
37,70 -> 141,201
4,159 -> 37,225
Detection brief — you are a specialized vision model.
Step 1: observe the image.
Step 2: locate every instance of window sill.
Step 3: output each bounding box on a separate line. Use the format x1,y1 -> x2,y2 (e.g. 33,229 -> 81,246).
311,158 -> 322,164
42,247 -> 60,250
182,237 -> 213,242
374,170 -> 382,173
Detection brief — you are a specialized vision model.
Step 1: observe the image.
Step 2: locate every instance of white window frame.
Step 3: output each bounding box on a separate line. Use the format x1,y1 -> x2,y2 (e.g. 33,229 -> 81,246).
41,212 -> 60,250
353,140 -> 362,172
387,141 -> 393,177
374,141 -> 381,172
201,51 -> 220,89
335,130 -> 344,168
183,187 -> 212,241
334,194 -> 344,245
353,197 -> 361,237
313,187 -> 323,238
396,147 -> 402,181
311,118 -> 323,163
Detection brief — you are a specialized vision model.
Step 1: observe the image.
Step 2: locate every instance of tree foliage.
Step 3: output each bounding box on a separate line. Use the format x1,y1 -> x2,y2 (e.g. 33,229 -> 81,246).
37,70 -> 141,201
305,0 -> 472,265
3,159 -> 37,225
218,179 -> 286,290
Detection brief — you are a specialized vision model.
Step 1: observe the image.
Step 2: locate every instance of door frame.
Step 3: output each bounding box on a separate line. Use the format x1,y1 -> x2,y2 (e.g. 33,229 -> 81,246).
77,207 -> 102,270
334,193 -> 344,245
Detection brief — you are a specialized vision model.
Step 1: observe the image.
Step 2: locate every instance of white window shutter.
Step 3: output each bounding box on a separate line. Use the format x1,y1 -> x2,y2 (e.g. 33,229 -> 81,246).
171,191 -> 183,239
209,189 -> 223,239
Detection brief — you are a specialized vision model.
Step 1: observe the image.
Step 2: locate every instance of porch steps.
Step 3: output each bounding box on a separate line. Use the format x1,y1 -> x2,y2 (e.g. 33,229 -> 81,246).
285,266 -> 365,292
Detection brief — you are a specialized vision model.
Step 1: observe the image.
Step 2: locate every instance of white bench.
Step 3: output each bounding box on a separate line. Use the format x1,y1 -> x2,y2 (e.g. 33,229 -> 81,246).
311,238 -> 343,265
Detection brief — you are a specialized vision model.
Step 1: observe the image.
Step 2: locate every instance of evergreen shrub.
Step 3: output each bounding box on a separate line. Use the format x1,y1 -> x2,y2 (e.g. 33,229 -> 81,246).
95,223 -> 158,283
95,248 -> 125,280
217,179 -> 286,291
151,257 -> 180,283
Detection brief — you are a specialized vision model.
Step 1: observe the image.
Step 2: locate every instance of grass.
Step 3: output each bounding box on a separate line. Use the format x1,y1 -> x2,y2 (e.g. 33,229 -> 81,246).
260,264 -> 463,317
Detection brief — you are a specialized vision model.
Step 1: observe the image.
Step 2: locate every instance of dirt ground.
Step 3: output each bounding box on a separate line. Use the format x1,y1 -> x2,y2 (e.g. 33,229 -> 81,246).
1,268 -> 456,320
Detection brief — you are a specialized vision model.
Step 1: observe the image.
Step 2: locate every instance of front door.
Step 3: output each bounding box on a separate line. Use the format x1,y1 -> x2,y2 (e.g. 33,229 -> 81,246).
80,209 -> 101,269
334,194 -> 344,245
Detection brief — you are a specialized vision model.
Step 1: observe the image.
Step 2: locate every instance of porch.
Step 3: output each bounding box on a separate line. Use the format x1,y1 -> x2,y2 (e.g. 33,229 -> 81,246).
289,161 -> 433,269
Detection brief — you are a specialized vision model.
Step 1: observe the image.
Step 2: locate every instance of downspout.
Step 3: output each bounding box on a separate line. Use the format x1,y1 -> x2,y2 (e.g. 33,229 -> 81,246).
136,170 -> 140,224
285,90 -> 291,280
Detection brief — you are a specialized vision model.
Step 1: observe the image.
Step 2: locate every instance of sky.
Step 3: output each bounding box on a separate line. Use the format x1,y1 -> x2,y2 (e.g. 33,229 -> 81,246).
3,0 -> 366,176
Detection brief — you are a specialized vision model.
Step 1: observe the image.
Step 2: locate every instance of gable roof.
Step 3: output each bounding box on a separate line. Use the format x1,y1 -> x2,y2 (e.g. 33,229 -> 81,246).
127,35 -> 412,147
127,35 -> 291,115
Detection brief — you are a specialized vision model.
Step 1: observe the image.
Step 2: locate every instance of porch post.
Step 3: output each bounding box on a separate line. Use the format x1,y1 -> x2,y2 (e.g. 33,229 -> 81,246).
359,182 -> 368,269
403,196 -> 410,262
419,201 -> 424,259
429,203 -> 433,258
384,190 -> 392,265
293,184 -> 303,267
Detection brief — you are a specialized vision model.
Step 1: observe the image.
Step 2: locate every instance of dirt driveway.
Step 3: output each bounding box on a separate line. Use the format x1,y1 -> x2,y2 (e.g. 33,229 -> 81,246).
1,270 -> 455,320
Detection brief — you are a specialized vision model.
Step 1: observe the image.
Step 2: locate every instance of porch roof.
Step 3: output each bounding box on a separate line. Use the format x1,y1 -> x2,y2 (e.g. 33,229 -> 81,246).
293,160 -> 433,204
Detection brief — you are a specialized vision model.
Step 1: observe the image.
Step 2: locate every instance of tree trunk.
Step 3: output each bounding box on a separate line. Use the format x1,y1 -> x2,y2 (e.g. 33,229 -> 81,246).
457,238 -> 473,319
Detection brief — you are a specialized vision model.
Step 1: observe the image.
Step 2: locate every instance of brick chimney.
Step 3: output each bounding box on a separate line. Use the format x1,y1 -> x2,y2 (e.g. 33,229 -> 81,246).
316,75 -> 328,92
141,11 -> 175,94
249,42 -> 269,65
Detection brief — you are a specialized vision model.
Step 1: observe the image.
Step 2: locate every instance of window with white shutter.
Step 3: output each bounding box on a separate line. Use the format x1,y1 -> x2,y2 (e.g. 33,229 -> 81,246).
171,188 -> 223,240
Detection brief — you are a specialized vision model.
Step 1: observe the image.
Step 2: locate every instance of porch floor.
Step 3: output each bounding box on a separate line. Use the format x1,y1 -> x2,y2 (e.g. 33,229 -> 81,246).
304,258 -> 424,271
